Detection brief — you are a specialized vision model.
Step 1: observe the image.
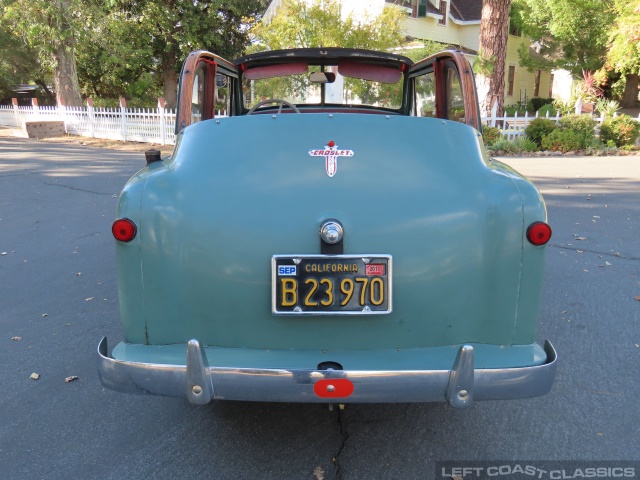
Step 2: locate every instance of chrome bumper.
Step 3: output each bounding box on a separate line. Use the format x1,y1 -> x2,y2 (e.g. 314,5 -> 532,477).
97,337 -> 556,408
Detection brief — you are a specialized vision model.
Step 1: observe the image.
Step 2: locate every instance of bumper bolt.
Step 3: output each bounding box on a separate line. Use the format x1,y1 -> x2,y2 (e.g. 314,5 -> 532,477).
192,385 -> 202,395
458,389 -> 468,400
326,385 -> 335,392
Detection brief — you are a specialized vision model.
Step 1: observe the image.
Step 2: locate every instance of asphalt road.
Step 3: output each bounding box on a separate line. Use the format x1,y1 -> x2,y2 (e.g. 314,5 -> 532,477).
1,138 -> 638,480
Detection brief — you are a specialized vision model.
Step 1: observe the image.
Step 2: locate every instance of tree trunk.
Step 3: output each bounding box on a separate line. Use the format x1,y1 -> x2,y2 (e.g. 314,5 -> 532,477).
163,69 -> 178,109
52,43 -> 83,107
162,47 -> 179,109
51,0 -> 82,107
476,0 -> 511,117
621,73 -> 639,108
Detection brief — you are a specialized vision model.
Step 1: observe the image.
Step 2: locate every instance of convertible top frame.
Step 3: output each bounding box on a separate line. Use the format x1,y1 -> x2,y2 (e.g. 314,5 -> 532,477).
175,48 -> 481,134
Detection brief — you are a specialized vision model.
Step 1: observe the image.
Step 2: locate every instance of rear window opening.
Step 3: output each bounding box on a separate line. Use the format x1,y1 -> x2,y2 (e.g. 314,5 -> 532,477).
242,61 -> 404,112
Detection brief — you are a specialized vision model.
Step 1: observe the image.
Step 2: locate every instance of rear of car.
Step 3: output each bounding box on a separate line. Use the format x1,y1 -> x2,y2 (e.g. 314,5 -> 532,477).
99,48 -> 556,407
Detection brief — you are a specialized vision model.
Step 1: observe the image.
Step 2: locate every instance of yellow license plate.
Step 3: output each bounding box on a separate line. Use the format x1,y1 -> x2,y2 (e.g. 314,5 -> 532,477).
272,255 -> 392,315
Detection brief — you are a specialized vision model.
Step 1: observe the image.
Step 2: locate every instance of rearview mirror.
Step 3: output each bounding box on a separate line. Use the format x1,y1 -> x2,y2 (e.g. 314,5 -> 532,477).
309,72 -> 336,83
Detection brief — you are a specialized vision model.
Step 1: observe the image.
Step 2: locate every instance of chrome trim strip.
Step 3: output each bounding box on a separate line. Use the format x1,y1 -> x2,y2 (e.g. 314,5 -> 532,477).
97,338 -> 557,406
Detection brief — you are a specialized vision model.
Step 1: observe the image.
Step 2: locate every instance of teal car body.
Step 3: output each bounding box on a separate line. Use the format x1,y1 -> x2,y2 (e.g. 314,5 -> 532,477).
99,48 -> 556,407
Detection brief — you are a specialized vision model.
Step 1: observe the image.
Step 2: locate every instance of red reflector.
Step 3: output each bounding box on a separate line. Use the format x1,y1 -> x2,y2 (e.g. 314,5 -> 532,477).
314,378 -> 354,398
527,221 -> 552,246
112,218 -> 137,242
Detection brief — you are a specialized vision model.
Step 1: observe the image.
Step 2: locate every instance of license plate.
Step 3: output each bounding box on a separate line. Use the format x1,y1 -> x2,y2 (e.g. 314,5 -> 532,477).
272,255 -> 392,315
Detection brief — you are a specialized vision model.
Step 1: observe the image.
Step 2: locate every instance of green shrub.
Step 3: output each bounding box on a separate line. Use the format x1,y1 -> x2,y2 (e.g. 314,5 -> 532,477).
528,97 -> 554,112
553,99 -> 574,115
481,125 -> 502,146
489,138 -> 510,152
599,115 -> 640,147
557,114 -> 596,148
541,130 -> 582,153
594,99 -> 620,119
525,118 -> 556,147
515,137 -> 539,152
537,104 -> 557,118
489,136 -> 538,154
504,105 -> 528,116
558,114 -> 597,137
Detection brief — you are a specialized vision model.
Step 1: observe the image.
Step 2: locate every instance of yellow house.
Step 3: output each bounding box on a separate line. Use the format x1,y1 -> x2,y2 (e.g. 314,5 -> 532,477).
389,0 -> 554,108
262,0 -> 554,109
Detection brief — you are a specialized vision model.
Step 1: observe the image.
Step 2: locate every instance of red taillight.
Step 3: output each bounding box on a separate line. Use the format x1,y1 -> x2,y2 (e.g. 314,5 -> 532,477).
112,218 -> 137,242
527,221 -> 552,246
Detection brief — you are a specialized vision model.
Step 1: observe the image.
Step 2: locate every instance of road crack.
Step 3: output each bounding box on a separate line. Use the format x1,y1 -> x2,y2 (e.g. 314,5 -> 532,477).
332,407 -> 350,480
41,180 -> 114,196
550,244 -> 640,261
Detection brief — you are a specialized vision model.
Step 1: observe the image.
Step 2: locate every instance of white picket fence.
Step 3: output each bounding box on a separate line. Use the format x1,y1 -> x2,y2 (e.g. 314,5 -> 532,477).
2,101 -> 638,146
0,103 -> 177,145
481,110 -> 640,140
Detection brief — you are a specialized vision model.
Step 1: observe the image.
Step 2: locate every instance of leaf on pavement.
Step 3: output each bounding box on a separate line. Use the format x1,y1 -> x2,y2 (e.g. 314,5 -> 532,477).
30,373 -> 40,380
576,237 -> 587,241
634,296 -> 640,302
65,376 -> 79,383
313,466 -> 325,480
85,297 -> 94,301
11,336 -> 22,341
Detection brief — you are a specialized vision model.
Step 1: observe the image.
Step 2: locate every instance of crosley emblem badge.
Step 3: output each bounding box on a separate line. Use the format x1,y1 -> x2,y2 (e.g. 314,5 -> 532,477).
308,140 -> 354,177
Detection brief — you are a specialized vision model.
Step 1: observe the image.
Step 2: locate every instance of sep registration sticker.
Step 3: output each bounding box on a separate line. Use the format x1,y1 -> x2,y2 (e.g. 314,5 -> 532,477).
277,265 -> 297,276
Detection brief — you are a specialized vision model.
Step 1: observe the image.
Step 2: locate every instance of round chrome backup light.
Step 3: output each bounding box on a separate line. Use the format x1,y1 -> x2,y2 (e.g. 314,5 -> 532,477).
320,220 -> 344,244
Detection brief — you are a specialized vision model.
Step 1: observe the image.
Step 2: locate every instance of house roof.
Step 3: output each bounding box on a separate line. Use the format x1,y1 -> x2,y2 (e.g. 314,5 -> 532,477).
450,0 -> 482,22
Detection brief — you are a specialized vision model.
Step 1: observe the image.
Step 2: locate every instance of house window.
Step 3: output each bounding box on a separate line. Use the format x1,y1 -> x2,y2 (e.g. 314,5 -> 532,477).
534,69 -> 541,97
507,65 -> 515,96
549,73 -> 554,98
417,0 -> 427,18
438,0 -> 447,25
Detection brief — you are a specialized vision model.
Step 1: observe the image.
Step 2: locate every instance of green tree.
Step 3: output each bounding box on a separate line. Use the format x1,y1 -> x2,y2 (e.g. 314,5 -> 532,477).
0,22 -> 55,103
251,0 -> 404,51
1,0 -> 85,106
74,6 -> 158,105
94,0 -> 267,107
605,0 -> 640,107
249,0 -> 406,108
512,0 -> 615,76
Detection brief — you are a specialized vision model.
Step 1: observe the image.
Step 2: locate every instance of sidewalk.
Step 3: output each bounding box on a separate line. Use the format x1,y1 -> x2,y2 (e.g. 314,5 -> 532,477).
0,126 -> 174,155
